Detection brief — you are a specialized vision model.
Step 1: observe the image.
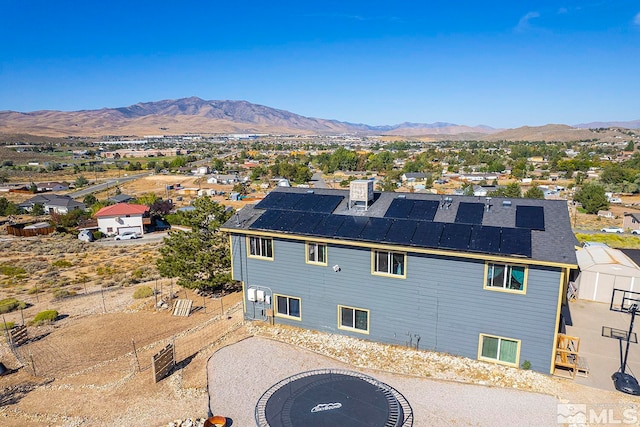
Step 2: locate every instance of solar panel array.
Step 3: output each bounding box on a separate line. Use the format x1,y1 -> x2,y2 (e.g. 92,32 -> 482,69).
249,192 -> 536,258
254,192 -> 344,213
249,210 -> 532,257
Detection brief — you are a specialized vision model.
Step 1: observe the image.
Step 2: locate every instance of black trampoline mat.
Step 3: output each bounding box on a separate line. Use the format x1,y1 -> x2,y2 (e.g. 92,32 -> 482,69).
257,370 -> 408,427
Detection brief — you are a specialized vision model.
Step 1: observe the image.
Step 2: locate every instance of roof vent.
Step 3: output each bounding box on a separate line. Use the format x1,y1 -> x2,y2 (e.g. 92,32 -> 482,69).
502,200 -> 512,208
306,190 -> 314,194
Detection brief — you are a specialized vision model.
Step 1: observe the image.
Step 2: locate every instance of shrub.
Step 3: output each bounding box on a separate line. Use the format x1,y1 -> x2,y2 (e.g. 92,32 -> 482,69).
1,321 -> 16,330
133,286 -> 154,299
0,265 -> 27,277
521,360 -> 531,370
51,259 -> 73,268
0,298 -> 27,314
31,310 -> 59,326
53,289 -> 76,299
92,230 -> 105,240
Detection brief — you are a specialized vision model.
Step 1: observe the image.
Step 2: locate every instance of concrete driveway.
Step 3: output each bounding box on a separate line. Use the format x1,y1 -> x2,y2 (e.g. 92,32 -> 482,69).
565,299 -> 640,392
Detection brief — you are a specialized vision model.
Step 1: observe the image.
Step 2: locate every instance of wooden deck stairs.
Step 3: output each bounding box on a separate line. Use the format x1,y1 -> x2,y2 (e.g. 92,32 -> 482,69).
554,333 -> 589,378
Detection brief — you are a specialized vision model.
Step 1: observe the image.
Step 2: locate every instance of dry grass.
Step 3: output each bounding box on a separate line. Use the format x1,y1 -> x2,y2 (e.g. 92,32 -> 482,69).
0,234 -> 162,302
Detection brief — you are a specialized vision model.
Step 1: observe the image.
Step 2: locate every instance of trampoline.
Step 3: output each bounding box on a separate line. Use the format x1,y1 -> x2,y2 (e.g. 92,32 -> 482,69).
255,369 -> 413,427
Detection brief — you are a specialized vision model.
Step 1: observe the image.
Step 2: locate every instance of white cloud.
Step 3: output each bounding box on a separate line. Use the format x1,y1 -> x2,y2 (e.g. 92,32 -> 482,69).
557,7 -> 568,14
516,11 -> 541,32
634,12 -> 640,25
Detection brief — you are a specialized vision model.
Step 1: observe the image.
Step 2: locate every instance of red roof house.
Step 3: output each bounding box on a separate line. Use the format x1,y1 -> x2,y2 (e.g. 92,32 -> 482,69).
95,203 -> 149,236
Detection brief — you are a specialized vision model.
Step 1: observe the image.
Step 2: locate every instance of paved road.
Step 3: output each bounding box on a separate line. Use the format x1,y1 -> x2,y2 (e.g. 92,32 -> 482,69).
67,172 -> 152,198
310,171 -> 327,188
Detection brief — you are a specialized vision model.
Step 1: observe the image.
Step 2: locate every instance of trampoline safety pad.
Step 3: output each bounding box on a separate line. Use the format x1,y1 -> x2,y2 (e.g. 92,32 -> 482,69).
255,369 -> 413,427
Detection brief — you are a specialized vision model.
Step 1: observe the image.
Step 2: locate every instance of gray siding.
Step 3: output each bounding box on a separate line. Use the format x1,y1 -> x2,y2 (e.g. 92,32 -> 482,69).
231,233 -> 562,373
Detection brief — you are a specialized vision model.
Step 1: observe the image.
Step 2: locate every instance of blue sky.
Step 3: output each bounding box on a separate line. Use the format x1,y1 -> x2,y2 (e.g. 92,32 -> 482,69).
1,1 -> 639,128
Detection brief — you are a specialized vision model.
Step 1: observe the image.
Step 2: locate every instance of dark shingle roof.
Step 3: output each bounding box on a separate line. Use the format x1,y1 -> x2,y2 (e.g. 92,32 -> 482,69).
223,187 -> 577,266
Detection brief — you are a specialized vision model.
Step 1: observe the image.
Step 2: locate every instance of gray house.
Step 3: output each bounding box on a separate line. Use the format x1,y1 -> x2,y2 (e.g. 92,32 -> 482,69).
222,184 -> 578,374
20,194 -> 86,214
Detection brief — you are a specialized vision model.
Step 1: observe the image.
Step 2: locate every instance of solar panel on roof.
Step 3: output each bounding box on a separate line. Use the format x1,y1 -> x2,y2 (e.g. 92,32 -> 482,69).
312,195 -> 344,213
272,211 -> 305,232
409,200 -> 439,221
439,223 -> 473,251
274,193 -> 304,210
334,216 -> 369,239
311,214 -> 346,237
384,198 -> 414,219
254,192 -> 286,210
516,205 -> 545,230
292,194 -> 321,212
469,225 -> 502,254
411,221 -> 445,247
249,209 -> 283,230
455,202 -> 485,224
499,227 -> 532,257
383,219 -> 418,244
359,217 -> 393,242
290,212 -> 326,234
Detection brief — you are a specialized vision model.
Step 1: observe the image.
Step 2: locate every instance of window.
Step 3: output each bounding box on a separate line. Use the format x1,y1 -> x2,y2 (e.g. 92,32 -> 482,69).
106,227 -> 113,233
485,263 -> 526,292
275,295 -> 301,320
373,250 -> 405,277
478,334 -> 520,366
338,305 -> 369,334
306,242 -> 327,265
248,236 -> 273,259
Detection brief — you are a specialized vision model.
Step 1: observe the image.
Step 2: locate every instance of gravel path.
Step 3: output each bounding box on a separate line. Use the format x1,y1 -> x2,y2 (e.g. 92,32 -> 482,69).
208,337 -> 559,426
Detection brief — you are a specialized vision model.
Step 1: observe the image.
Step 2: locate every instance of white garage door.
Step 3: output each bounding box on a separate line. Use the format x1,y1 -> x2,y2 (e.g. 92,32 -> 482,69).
118,226 -> 142,235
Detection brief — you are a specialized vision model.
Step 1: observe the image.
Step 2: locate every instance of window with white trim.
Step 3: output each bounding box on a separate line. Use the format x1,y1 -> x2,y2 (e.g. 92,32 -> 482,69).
275,295 -> 301,320
306,242 -> 327,265
338,305 -> 369,333
373,250 -> 405,276
479,334 -> 520,366
485,263 -> 526,292
249,236 -> 273,258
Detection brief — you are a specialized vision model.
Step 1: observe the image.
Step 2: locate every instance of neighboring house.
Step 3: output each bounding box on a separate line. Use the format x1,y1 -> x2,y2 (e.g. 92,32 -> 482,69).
94,203 -> 149,236
222,184 -> 578,374
20,194 -> 86,214
207,174 -> 238,184
623,213 -> 640,231
401,172 -> 426,182
108,193 -> 135,204
597,210 -> 615,219
36,181 -> 69,192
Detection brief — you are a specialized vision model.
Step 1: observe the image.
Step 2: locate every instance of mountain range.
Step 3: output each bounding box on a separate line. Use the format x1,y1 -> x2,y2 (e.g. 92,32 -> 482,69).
0,96 -> 638,140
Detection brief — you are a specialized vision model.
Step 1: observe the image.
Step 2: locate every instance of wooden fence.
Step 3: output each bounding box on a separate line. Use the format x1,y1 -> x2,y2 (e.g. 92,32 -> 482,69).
152,343 -> 175,383
6,224 -> 55,237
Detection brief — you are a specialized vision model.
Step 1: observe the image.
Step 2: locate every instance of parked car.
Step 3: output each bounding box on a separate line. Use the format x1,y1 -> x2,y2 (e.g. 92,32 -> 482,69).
78,230 -> 94,242
601,227 -> 624,234
632,229 -> 640,235
114,231 -> 140,240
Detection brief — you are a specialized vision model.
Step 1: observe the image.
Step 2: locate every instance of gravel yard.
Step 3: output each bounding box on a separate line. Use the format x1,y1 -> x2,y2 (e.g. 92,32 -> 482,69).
208,337 -> 559,426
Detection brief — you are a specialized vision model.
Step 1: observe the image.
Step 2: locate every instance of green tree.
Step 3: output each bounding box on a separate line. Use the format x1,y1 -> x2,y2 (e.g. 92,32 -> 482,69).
83,194 -> 98,206
489,182 -> 522,198
0,197 -> 20,215
524,186 -> 545,199
75,175 -> 89,188
156,197 -> 234,291
574,182 -> 609,214
31,203 -> 44,216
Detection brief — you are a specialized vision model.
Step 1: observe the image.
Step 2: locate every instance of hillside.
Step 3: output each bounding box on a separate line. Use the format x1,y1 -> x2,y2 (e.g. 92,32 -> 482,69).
0,96 -> 637,139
